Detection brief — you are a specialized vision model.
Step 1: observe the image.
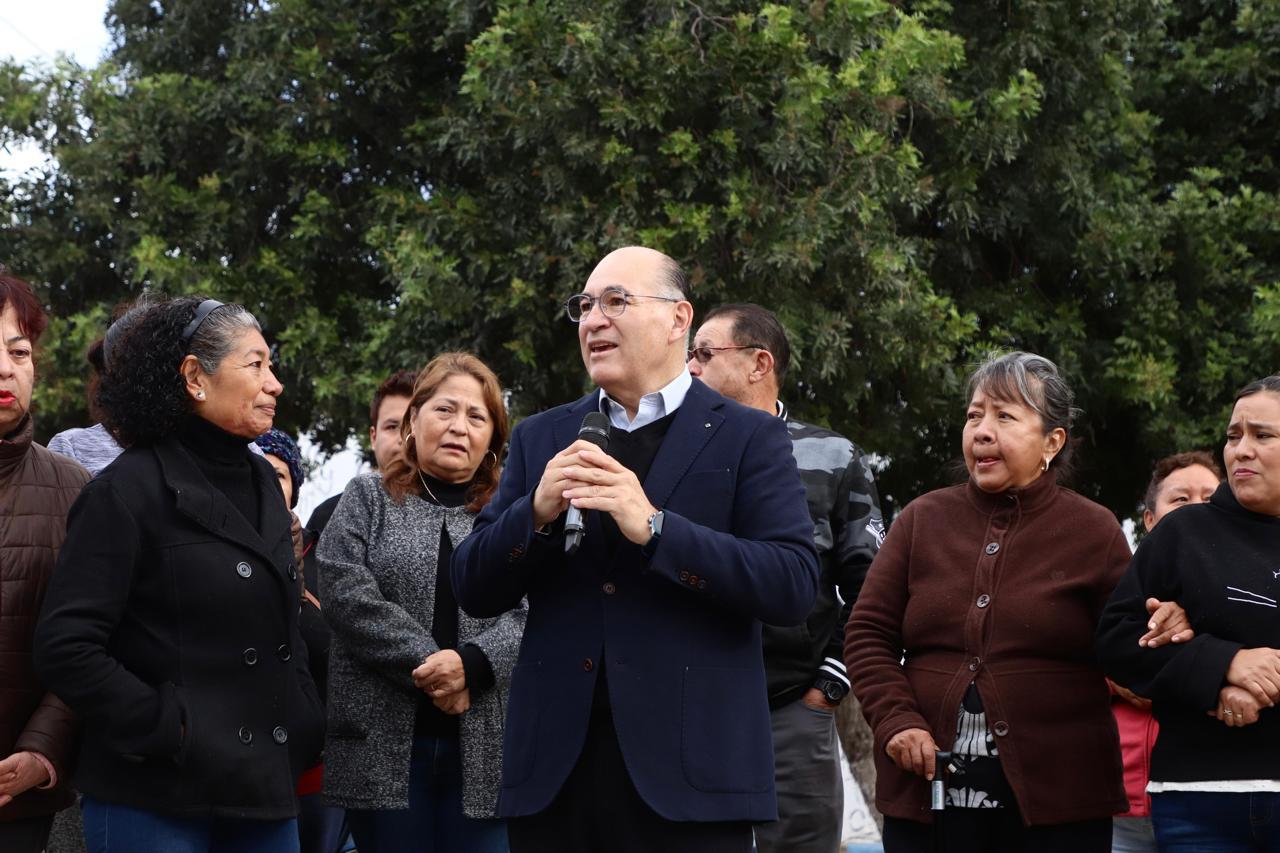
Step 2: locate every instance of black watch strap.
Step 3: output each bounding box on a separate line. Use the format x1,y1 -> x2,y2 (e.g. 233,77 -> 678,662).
814,675 -> 849,704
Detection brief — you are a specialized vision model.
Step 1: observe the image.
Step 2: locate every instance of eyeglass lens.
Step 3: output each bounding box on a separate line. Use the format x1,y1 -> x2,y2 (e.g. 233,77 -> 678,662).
567,289 -> 629,321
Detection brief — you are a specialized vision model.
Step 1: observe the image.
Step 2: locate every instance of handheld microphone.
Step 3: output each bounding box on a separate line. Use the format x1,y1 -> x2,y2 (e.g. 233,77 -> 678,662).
564,411 -> 611,555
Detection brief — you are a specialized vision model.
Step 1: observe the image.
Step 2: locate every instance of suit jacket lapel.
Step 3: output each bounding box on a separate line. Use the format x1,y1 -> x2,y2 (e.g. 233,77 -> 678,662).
642,379 -> 725,508
553,391 -> 600,448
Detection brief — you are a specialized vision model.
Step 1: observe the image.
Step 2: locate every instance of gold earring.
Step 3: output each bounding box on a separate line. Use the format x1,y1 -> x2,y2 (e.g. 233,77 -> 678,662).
1042,458 -> 1049,472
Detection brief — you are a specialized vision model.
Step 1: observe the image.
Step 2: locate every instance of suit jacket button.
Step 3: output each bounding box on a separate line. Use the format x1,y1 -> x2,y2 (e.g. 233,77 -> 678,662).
678,571 -> 689,581
236,561 -> 252,578
272,726 -> 289,744
688,574 -> 699,586
583,658 -> 594,672
238,726 -> 253,745
277,644 -> 292,662
242,648 -> 258,666
992,721 -> 1010,737
602,582 -> 616,595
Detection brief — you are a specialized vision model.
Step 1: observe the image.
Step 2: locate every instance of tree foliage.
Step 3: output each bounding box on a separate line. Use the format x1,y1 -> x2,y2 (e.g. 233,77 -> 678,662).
2,0 -> 1278,518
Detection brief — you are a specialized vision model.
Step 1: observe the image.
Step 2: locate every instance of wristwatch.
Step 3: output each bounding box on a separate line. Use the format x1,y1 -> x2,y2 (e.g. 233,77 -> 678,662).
813,675 -> 849,705
641,509 -> 664,558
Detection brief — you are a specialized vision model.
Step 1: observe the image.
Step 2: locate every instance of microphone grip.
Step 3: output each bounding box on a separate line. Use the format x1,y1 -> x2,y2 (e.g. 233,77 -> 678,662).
564,506 -> 585,555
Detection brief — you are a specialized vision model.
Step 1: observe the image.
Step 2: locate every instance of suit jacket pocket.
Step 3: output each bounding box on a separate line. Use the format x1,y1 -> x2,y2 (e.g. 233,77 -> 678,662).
501,662 -> 539,787
681,666 -> 771,793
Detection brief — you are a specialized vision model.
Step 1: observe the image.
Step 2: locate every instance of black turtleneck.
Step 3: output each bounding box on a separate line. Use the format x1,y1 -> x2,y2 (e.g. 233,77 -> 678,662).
415,472 -> 497,739
178,416 -> 262,533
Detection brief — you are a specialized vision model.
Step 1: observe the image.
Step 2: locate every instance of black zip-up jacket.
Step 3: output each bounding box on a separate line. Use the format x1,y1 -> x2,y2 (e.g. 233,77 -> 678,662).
1097,483 -> 1280,783
763,412 -> 885,709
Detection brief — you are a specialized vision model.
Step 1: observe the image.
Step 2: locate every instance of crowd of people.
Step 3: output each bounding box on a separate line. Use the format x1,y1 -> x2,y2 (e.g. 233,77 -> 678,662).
1,246 -> 1278,853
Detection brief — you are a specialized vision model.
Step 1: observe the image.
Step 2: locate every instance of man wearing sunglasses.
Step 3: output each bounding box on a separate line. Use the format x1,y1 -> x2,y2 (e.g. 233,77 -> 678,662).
689,303 -> 886,853
452,247 -> 819,852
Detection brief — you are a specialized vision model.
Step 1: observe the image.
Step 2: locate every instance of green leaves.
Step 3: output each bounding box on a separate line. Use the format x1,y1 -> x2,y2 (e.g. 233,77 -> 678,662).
4,0 -> 1280,520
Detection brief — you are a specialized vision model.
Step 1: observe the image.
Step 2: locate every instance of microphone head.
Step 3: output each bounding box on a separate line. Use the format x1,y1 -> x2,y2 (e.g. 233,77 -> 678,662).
578,411 -> 611,451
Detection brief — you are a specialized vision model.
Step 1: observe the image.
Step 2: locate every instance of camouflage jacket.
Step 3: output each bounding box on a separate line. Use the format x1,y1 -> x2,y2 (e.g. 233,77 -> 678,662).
763,405 -> 885,709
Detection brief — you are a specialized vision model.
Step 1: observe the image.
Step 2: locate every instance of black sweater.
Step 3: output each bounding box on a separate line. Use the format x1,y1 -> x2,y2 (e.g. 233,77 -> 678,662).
1097,483 -> 1280,783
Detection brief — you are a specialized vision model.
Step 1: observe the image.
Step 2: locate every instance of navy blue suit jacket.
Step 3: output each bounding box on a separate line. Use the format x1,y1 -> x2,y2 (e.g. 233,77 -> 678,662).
451,379 -> 819,822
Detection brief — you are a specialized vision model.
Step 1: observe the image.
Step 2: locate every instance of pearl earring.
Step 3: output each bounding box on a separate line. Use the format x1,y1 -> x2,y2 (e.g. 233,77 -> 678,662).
196,390 -> 206,401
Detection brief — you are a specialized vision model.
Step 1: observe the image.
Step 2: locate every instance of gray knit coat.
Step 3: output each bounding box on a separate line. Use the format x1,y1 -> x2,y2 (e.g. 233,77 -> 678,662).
317,473 -> 526,817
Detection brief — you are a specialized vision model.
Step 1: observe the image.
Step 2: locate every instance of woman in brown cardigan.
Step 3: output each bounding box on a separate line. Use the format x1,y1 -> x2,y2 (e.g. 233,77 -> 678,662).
845,352 -> 1130,853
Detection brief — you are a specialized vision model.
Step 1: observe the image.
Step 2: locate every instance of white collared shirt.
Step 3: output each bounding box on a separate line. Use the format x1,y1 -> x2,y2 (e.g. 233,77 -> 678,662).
600,369 -> 693,432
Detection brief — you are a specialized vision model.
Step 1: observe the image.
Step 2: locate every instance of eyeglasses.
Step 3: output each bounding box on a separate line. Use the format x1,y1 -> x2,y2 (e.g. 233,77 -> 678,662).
686,344 -> 765,364
563,286 -> 683,323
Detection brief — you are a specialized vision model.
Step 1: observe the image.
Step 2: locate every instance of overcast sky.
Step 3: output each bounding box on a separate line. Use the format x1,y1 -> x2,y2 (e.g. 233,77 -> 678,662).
1,1 -> 110,177
0,1 -> 111,67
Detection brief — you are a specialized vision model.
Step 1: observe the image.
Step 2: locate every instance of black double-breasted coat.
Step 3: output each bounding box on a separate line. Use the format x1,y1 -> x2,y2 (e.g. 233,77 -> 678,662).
34,433 -> 324,819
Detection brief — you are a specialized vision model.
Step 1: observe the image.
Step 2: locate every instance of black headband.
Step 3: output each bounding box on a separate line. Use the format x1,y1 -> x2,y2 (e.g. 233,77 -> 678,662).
181,299 -> 225,346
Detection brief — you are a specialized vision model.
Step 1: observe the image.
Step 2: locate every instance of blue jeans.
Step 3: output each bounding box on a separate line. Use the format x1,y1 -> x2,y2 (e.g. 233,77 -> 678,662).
346,735 -> 507,853
1151,791 -> 1280,852
81,797 -> 299,853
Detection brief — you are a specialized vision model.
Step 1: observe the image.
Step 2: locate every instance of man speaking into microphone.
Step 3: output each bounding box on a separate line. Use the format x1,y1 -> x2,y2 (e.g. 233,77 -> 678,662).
452,246 -> 819,852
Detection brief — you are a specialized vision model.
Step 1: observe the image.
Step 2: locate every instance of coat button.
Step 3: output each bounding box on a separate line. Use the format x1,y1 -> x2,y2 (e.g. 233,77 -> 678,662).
992,721 -> 1010,737
602,582 -> 616,595
236,561 -> 252,578
984,542 -> 1000,555
968,657 -> 981,672
243,648 -> 258,666
277,644 -> 292,662
678,571 -> 689,581
238,726 -> 253,745
976,594 -> 991,608
288,565 -> 298,582
583,658 -> 594,672
272,726 -> 288,744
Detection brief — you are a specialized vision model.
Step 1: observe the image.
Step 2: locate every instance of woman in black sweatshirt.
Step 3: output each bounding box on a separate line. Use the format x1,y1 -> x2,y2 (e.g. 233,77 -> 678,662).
1098,375 -> 1280,852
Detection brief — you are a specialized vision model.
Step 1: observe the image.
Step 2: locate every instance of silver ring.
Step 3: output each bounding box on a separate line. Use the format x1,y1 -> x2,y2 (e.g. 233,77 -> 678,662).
1225,709 -> 1235,716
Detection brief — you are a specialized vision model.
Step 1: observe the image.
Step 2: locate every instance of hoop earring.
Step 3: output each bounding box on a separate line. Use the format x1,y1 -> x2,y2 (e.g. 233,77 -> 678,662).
484,449 -> 499,467
1042,458 -> 1050,472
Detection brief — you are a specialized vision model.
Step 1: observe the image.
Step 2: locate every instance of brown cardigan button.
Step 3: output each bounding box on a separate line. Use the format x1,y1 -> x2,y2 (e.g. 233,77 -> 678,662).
984,542 -> 1000,555
993,721 -> 1010,737
976,594 -> 991,608
968,657 -> 981,672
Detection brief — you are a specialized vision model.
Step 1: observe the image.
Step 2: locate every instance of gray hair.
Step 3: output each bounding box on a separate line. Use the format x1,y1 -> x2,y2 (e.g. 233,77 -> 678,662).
967,351 -> 1081,473
189,304 -> 262,374
656,255 -> 690,301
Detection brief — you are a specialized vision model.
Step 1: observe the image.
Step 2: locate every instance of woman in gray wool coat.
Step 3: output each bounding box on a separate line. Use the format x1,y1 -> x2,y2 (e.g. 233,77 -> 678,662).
318,352 -> 525,853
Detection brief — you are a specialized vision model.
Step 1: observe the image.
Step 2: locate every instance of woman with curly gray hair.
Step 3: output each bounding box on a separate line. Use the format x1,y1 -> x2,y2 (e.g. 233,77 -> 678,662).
847,352 -> 1131,853
34,296 -> 324,853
